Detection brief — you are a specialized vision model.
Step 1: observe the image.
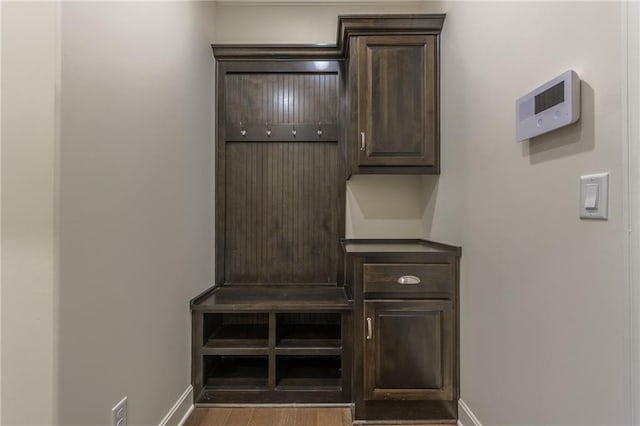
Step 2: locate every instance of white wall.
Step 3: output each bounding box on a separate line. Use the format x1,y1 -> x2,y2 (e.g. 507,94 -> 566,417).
429,2 -> 628,425
1,3 -> 59,425
57,2 -> 214,425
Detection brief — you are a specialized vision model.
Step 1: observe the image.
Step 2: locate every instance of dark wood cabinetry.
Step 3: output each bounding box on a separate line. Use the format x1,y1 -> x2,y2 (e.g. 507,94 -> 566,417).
343,240 -> 460,423
191,13 -> 458,423
192,287 -> 352,403
364,300 -> 453,401
354,35 -> 438,170
345,15 -> 444,175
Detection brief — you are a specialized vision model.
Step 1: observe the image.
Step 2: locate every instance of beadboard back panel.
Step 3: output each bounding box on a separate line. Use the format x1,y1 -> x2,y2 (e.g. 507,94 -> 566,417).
225,73 -> 339,126
225,142 -> 340,284
215,62 -> 345,286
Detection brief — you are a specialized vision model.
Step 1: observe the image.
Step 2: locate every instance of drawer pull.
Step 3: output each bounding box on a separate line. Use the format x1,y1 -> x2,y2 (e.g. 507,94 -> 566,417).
397,275 -> 421,285
366,317 -> 372,340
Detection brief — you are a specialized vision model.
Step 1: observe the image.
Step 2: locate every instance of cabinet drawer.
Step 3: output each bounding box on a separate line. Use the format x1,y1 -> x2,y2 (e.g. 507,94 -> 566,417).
363,264 -> 451,296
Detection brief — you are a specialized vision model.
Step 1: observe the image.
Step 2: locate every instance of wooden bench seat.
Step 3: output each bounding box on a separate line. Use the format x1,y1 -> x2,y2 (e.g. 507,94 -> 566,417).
191,285 -> 353,312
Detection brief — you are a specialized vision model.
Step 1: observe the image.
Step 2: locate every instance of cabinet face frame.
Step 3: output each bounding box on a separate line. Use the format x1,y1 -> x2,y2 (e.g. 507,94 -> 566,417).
363,299 -> 453,401
349,34 -> 440,175
357,35 -> 436,167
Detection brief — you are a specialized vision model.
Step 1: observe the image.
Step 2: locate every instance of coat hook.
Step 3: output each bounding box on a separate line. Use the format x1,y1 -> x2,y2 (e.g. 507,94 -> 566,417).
292,125 -> 297,137
317,122 -> 323,137
240,121 -> 247,137
266,122 -> 271,137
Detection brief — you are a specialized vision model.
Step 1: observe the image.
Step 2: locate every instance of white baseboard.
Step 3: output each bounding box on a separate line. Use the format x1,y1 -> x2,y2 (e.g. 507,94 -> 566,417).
458,399 -> 482,426
159,385 -> 194,426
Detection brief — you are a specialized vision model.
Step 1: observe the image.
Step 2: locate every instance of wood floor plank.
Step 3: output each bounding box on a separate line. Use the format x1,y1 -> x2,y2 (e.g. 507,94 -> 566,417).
293,408 -> 317,426
202,407 -> 232,426
248,407 -> 281,426
225,407 -> 255,426
274,408 -> 297,426
340,408 -> 351,426
316,408 -> 342,426
184,407 -> 455,426
183,407 -> 207,426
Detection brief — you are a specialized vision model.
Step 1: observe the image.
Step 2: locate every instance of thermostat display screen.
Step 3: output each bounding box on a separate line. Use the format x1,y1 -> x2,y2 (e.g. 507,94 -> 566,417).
535,81 -> 564,114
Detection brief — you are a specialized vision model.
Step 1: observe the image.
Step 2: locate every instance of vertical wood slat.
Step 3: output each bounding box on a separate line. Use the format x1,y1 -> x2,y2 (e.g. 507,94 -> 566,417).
222,70 -> 340,285
225,142 -> 339,284
225,73 -> 338,126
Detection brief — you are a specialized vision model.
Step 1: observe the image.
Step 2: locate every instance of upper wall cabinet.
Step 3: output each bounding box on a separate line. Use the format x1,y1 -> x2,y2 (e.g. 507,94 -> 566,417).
356,35 -> 437,169
343,15 -> 444,175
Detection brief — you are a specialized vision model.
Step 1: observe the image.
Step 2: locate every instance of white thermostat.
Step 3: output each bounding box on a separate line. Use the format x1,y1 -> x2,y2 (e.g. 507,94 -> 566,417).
516,70 -> 581,141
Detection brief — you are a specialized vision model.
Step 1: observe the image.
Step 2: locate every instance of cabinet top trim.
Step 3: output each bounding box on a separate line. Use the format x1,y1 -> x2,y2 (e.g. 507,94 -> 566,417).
211,13 -> 445,60
341,238 -> 461,256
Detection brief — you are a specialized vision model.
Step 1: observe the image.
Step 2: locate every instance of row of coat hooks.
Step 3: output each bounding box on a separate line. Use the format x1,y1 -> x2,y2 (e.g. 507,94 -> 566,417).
240,121 -> 324,138
227,121 -> 338,142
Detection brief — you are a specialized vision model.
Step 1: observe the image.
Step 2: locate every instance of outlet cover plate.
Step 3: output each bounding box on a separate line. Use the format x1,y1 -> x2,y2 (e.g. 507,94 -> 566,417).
112,397 -> 127,426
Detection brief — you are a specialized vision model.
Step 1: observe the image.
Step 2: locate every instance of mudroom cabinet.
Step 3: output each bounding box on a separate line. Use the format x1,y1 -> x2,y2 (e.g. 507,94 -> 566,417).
363,300 -> 453,401
190,14 -> 460,424
343,239 -> 460,423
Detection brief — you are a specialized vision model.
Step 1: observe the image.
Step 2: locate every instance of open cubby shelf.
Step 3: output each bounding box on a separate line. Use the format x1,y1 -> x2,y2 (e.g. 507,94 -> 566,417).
204,355 -> 269,390
206,324 -> 269,348
196,310 -> 348,402
276,355 -> 341,390
276,313 -> 341,349
204,313 -> 269,349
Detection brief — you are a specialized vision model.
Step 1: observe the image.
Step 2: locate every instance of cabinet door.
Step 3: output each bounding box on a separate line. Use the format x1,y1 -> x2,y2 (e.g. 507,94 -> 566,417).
357,35 -> 437,167
364,300 -> 452,400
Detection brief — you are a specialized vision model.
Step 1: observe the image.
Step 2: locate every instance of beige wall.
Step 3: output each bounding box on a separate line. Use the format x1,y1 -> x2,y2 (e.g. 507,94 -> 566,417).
432,3 -> 628,425
1,2 -> 59,425
57,2 -> 215,425
630,3 -> 640,423
213,2 -> 630,425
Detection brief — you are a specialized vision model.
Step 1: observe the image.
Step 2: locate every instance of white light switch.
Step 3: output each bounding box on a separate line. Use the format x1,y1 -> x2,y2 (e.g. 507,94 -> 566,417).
584,183 -> 599,209
580,173 -> 608,219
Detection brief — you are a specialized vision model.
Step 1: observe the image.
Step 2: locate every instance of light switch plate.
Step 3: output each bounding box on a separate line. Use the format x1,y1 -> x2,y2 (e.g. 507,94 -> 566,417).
580,173 -> 608,219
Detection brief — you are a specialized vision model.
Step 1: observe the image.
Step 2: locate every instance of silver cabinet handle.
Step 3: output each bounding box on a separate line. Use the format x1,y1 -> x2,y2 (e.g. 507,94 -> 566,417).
366,317 -> 372,340
397,275 -> 421,285
360,132 -> 366,151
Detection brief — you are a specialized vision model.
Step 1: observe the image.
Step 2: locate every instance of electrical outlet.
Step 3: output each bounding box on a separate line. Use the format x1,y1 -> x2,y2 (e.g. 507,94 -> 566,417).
112,397 -> 127,426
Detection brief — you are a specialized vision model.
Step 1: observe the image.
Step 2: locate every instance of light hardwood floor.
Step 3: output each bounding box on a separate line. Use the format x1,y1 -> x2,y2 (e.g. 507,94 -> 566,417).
183,407 -> 453,426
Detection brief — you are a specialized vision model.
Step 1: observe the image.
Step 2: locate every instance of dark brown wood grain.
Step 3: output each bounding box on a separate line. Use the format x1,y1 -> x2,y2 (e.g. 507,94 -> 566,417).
224,142 -> 340,285
355,401 -> 457,423
341,238 -> 461,256
196,14 -> 454,417
356,35 -> 437,169
193,286 -> 351,312
343,239 -> 460,423
192,311 -> 204,403
216,63 -> 344,287
363,263 -> 452,296
192,289 -> 352,403
212,45 -> 342,61
364,300 -> 453,401
224,73 -> 339,128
